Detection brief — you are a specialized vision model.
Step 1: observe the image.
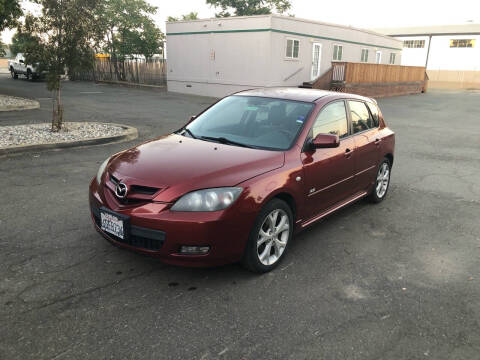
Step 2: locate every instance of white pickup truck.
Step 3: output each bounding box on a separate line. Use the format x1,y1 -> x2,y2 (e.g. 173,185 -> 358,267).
8,53 -> 41,80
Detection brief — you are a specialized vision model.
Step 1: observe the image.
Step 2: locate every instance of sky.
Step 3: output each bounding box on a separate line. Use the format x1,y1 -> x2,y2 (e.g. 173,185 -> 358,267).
2,0 -> 480,44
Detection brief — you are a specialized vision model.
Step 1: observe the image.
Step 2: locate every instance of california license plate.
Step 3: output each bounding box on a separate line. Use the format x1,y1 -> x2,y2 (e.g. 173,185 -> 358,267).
100,209 -> 126,239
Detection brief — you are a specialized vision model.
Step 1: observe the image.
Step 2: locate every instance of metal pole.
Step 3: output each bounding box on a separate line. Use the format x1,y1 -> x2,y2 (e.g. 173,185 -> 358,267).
425,35 -> 432,69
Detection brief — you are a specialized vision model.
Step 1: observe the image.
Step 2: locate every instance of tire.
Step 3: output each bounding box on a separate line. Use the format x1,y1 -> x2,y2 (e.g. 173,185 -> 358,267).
26,69 -> 31,80
242,198 -> 293,273
369,157 -> 391,203
10,68 -> 18,79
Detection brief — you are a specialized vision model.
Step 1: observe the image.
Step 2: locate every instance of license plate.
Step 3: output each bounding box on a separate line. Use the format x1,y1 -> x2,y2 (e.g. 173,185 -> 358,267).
100,209 -> 126,239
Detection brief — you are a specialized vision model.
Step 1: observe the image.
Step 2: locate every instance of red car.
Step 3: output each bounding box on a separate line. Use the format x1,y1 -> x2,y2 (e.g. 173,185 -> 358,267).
89,88 -> 394,272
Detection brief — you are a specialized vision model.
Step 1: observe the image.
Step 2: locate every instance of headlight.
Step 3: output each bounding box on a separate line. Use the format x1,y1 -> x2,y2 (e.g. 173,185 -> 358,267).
96,157 -> 110,184
171,187 -> 243,212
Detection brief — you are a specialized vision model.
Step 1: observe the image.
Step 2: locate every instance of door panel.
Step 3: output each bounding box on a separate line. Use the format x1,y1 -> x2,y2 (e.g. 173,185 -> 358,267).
352,129 -> 380,192
301,138 -> 356,219
347,100 -> 380,192
301,101 -> 356,219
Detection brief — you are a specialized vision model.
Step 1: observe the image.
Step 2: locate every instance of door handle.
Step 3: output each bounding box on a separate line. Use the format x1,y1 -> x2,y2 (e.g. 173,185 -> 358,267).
344,148 -> 353,157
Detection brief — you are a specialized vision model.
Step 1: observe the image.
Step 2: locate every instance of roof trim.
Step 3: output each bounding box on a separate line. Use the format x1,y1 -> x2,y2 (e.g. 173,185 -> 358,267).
167,28 -> 402,51
270,14 -> 402,43
388,32 -> 480,37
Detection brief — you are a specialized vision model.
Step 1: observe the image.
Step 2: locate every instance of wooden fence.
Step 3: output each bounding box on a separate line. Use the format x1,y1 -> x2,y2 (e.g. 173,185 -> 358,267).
332,62 -> 426,84
304,62 -> 428,97
71,58 -> 167,86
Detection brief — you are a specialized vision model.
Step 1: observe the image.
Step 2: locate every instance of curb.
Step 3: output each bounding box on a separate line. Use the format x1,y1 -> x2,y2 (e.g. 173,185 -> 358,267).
95,80 -> 166,91
0,101 -> 40,112
0,123 -> 138,156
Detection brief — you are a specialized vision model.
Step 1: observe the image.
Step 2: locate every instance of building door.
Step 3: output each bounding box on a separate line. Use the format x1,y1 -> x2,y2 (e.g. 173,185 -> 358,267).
375,51 -> 382,64
311,43 -> 322,80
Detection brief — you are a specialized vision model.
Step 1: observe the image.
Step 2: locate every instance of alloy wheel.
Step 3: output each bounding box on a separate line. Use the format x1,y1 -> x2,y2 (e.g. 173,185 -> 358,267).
376,162 -> 390,198
256,209 -> 290,266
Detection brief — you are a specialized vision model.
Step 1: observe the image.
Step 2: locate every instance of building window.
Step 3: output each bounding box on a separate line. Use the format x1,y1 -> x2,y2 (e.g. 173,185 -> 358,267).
389,53 -> 396,64
333,44 -> 343,61
403,40 -> 425,48
450,39 -> 475,48
286,38 -> 300,58
361,49 -> 369,62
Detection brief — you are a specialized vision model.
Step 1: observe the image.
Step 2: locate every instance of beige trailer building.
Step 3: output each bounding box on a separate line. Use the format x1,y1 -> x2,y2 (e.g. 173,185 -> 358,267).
166,15 -> 402,97
374,24 -> 480,89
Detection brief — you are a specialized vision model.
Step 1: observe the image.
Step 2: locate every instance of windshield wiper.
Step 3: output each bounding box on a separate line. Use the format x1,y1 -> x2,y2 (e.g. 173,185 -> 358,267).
180,128 -> 197,139
200,136 -> 254,148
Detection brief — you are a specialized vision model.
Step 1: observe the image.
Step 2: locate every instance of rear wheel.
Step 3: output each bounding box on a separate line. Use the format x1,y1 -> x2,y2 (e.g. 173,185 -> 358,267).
10,68 -> 18,79
242,198 -> 293,273
369,158 -> 391,203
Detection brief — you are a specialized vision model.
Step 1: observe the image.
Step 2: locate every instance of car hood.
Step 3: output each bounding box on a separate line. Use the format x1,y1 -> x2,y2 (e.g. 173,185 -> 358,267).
107,134 -> 285,202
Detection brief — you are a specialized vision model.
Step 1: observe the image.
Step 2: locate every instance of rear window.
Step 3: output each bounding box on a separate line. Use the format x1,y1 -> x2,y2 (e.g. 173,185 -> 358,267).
366,102 -> 380,127
348,101 -> 374,134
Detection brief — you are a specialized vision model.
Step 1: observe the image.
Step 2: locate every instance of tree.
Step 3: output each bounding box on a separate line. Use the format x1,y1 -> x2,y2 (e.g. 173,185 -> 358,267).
0,0 -> 21,30
21,0 -> 100,131
206,0 -> 291,17
10,27 -> 39,56
0,0 -> 22,56
95,0 -> 164,80
167,12 -> 199,22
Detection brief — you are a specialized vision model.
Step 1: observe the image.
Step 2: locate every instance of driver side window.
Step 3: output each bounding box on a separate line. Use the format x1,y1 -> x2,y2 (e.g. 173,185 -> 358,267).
312,101 -> 349,139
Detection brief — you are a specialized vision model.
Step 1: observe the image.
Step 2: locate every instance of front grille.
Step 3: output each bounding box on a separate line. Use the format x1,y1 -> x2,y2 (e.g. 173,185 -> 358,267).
91,206 -> 165,251
110,175 -> 120,184
130,185 -> 158,195
110,175 -> 160,196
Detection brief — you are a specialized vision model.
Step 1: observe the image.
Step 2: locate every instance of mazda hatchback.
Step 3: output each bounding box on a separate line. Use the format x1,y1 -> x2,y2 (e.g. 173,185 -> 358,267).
89,88 -> 395,272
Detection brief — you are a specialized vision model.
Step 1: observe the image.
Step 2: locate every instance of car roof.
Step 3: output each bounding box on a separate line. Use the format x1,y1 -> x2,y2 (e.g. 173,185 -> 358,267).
235,87 -> 374,103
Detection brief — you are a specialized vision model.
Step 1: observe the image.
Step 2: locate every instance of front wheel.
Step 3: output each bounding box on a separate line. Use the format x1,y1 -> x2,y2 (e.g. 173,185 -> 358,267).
242,198 -> 293,273
26,69 -> 31,80
369,158 -> 391,203
10,68 -> 18,79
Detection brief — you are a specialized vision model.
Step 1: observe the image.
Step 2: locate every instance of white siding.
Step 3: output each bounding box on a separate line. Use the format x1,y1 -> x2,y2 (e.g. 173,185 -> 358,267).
398,34 -> 480,71
166,15 -> 402,97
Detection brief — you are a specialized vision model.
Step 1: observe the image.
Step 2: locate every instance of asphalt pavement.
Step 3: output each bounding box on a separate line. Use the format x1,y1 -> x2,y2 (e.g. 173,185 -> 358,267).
1,75 -> 479,359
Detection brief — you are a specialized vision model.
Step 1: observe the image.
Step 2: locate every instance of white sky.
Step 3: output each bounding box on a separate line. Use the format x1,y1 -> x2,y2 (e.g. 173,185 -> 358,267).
3,0 -> 480,44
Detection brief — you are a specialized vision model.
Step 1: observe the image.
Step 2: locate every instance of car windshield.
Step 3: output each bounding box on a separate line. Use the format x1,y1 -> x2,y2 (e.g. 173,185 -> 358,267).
184,95 -> 314,150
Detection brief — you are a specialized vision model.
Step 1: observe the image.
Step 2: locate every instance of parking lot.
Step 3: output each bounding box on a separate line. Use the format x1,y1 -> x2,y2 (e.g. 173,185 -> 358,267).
1,75 -> 479,359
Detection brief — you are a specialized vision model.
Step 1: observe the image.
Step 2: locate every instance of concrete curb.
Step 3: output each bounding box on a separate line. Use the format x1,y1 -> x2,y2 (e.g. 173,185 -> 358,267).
0,101 -> 40,112
96,80 -> 166,91
0,123 -> 138,156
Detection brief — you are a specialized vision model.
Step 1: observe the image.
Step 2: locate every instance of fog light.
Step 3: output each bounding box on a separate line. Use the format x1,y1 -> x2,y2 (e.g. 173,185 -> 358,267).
180,246 -> 210,255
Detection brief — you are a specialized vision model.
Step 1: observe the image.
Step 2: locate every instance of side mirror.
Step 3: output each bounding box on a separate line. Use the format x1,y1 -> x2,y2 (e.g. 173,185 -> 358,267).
310,134 -> 340,150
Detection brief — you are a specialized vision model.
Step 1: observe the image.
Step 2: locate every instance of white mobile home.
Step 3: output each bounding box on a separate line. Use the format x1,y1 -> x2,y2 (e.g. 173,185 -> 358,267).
166,15 -> 402,97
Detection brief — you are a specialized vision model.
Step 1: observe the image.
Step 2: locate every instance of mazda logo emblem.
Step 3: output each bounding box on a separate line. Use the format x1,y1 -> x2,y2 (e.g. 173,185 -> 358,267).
115,182 -> 128,199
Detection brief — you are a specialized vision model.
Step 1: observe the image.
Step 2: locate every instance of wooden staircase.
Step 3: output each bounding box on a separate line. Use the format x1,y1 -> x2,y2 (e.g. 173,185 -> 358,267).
299,67 -> 333,90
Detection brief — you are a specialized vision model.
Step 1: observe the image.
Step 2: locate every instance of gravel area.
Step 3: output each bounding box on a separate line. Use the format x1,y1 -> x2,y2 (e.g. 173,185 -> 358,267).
0,94 -> 39,111
0,122 -> 128,148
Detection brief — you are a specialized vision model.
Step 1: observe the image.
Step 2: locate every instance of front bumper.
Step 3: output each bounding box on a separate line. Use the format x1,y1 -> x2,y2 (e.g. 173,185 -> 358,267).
89,179 -> 257,267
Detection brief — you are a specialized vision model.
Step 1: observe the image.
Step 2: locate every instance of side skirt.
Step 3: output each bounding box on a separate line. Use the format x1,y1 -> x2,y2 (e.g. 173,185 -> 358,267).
300,191 -> 368,229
